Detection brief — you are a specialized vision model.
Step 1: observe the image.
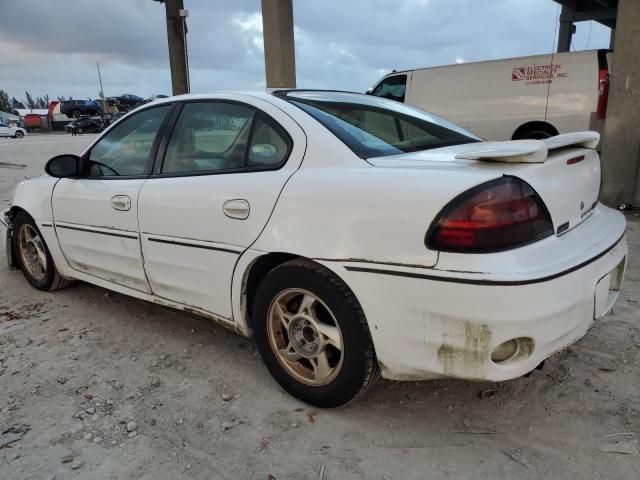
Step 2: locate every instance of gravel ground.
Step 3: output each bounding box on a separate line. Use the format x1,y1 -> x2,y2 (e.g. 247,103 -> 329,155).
1,133 -> 639,479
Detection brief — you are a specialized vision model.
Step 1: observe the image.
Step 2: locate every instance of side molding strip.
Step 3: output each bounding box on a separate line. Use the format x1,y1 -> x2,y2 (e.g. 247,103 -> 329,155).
345,232 -> 625,287
147,237 -> 241,255
55,224 -> 138,239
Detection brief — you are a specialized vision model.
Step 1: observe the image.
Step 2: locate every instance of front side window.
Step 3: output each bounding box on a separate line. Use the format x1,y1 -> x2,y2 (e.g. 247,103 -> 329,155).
86,105 -> 170,177
162,102 -> 291,174
282,91 -> 479,159
371,75 -> 407,102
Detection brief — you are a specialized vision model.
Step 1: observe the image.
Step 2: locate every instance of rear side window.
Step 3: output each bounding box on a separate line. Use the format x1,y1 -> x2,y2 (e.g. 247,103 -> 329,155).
247,116 -> 290,167
161,102 -> 291,174
371,75 -> 407,102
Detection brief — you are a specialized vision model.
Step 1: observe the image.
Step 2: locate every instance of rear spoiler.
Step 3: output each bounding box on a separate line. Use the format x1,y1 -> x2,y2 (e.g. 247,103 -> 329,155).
455,131 -> 600,163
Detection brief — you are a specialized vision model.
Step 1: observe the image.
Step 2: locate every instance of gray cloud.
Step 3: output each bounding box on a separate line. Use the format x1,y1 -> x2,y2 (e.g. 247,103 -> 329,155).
0,0 -> 611,100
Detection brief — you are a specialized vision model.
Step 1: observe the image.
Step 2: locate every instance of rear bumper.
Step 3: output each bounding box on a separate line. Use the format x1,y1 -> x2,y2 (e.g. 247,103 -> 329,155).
320,205 -> 628,382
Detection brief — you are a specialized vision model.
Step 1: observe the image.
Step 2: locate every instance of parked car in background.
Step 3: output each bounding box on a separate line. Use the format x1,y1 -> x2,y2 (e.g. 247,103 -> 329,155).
64,117 -> 105,134
143,94 -> 169,104
106,94 -> 143,109
1,91 -> 626,407
0,122 -> 26,138
60,99 -> 102,119
369,49 -> 612,141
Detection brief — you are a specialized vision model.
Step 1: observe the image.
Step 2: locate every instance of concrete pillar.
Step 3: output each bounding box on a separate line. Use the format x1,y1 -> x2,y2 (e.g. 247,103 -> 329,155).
261,0 -> 296,88
557,6 -> 575,53
600,0 -> 640,207
164,0 -> 189,95
609,28 -> 616,50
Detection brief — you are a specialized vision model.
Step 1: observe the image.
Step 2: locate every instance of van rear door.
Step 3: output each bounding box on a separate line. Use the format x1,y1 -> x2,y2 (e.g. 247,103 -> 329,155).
546,50 -> 600,135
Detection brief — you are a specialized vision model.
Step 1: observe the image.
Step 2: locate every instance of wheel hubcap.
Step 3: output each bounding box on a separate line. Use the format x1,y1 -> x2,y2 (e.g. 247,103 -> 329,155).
267,289 -> 344,386
18,224 -> 47,281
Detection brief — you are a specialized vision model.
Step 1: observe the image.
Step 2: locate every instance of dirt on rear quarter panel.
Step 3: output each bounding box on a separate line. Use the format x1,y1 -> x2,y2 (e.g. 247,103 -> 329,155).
437,320 -> 492,379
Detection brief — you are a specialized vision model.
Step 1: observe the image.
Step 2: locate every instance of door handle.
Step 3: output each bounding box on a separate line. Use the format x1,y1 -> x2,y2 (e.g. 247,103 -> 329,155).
111,195 -> 131,211
223,199 -> 250,220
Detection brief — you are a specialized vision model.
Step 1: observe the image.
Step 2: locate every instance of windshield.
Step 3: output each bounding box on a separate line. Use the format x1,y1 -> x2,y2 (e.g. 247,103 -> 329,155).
279,91 -> 480,159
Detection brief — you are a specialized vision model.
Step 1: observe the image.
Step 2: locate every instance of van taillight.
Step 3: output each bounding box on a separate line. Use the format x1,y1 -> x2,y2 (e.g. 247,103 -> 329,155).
426,177 -> 553,253
597,68 -> 610,120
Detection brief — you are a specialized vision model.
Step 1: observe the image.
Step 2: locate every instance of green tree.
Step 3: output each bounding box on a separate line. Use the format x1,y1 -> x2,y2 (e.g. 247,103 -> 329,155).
11,97 -> 25,109
0,90 -> 11,113
34,95 -> 50,109
25,91 -> 36,109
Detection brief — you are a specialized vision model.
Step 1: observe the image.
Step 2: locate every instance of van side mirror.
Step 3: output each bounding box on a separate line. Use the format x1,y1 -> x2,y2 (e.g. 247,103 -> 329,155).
45,154 -> 81,178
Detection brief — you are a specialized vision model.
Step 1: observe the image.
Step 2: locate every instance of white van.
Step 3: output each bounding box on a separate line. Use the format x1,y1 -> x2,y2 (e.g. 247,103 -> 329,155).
368,49 -> 611,141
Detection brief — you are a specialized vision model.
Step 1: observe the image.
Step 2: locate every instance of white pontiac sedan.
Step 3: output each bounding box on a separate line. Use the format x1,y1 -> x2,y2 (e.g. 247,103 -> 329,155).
1,91 -> 627,407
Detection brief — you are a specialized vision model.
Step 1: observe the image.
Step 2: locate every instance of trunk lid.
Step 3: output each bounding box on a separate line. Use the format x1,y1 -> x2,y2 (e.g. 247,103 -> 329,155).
367,132 -> 602,234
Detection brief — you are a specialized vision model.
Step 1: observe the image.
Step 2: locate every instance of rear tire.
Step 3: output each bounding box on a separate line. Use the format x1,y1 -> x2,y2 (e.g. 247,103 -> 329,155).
73,109 -> 81,118
12,213 -> 73,291
253,259 -> 379,407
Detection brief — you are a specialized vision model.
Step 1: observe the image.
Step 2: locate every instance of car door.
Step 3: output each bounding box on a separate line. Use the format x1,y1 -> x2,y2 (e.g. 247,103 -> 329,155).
0,123 -> 10,137
52,104 -> 174,292
138,96 -> 306,319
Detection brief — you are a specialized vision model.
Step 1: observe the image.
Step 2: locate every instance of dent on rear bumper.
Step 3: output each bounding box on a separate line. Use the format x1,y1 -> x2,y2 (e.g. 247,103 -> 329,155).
318,212 -> 628,382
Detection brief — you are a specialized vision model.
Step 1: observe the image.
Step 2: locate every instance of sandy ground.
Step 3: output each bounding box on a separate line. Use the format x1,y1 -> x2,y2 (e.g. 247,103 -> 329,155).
1,133 -> 639,479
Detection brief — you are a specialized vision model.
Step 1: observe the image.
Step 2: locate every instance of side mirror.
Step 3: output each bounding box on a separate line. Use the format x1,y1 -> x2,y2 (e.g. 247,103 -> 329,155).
365,88 -> 373,95
250,143 -> 278,160
45,154 -> 81,178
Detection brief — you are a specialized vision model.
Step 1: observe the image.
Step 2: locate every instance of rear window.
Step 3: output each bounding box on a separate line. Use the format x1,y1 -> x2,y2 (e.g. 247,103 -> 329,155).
279,91 -> 479,159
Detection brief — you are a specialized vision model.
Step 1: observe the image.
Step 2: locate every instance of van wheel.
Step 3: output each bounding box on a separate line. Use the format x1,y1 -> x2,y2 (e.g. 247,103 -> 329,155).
512,123 -> 558,140
519,130 -> 553,140
253,259 -> 379,407
13,213 -> 73,291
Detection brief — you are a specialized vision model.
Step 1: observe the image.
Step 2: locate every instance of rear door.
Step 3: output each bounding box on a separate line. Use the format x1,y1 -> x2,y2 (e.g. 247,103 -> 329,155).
137,95 -> 306,319
52,104 -> 173,292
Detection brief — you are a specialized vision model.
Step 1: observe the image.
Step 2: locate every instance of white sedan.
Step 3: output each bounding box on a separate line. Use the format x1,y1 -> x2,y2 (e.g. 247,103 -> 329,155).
0,122 -> 26,138
0,91 -> 627,407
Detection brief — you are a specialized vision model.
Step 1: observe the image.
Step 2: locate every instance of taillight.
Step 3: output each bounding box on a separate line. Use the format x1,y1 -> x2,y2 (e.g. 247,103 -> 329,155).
426,177 -> 553,253
597,68 -> 610,120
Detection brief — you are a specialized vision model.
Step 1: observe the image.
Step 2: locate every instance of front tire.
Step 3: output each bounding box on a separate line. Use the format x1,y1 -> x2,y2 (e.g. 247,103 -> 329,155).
12,213 -> 73,291
14,131 -> 24,139
253,259 -> 379,407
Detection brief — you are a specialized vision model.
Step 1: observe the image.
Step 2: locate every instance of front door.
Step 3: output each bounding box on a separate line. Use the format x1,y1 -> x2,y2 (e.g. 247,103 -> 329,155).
137,97 -> 306,319
52,104 -> 173,292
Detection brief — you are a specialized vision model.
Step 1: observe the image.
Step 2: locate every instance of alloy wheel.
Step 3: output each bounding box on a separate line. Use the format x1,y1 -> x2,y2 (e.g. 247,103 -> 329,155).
18,224 -> 47,281
267,288 -> 344,386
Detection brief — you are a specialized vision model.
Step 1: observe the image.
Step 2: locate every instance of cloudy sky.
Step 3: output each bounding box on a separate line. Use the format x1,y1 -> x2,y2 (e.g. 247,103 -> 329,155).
0,0 -> 611,101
